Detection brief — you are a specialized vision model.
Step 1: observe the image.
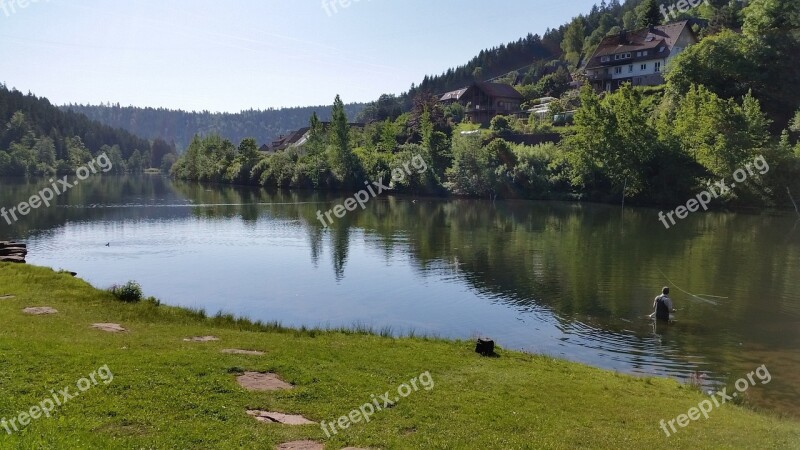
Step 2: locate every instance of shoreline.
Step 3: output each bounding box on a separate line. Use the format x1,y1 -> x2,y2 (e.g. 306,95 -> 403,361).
0,263 -> 798,448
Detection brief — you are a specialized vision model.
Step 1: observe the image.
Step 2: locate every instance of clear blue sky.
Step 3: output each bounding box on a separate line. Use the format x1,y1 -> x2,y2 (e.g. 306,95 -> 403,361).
0,0 -> 598,112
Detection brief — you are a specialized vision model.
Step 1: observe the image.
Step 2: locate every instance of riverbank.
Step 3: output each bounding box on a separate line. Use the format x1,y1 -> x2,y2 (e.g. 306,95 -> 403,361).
0,263 -> 798,449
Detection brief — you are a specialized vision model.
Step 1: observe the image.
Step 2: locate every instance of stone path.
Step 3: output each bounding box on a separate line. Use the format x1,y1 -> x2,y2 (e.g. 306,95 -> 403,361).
221,349 -> 265,356
91,323 -> 127,333
183,336 -> 220,342
236,372 -> 293,391
246,410 -> 315,425
22,307 -> 58,315
275,441 -> 323,450
275,443 -> 371,450
7,259 -> 380,448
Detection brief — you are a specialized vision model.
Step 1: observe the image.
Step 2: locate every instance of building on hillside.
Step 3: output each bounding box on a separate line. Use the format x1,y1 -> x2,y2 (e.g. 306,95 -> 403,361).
261,127 -> 310,153
440,82 -> 523,125
260,122 -> 365,154
584,20 -> 698,93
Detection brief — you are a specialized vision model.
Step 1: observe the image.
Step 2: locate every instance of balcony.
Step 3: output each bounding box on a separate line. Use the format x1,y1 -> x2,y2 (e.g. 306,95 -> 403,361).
587,72 -> 613,81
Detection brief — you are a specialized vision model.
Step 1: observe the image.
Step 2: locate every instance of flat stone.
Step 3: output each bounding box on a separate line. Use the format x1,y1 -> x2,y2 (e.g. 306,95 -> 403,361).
0,295 -> 15,300
236,372 -> 293,391
0,256 -> 25,263
91,323 -> 127,333
275,441 -> 323,450
183,336 -> 219,342
246,410 -> 315,425
221,349 -> 265,356
23,307 -> 58,315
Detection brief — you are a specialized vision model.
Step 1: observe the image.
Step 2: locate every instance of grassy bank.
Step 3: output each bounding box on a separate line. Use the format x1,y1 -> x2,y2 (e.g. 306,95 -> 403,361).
0,264 -> 798,449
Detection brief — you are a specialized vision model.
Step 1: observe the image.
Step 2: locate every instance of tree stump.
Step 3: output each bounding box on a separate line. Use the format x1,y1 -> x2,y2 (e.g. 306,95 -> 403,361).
475,338 -> 495,356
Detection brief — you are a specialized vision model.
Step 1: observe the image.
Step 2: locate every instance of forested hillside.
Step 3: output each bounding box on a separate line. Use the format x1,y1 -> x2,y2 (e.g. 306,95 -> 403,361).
0,85 -> 175,176
360,0 -> 752,122
64,103 -> 367,152
172,0 -> 800,210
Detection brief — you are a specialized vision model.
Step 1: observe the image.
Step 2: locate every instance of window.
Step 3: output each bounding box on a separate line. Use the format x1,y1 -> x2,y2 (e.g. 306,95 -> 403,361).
655,62 -> 661,72
601,56 -> 610,63
641,64 -> 647,70
636,51 -> 641,57
643,51 -> 648,56
615,67 -> 622,74
659,46 -> 666,53
628,64 -> 633,73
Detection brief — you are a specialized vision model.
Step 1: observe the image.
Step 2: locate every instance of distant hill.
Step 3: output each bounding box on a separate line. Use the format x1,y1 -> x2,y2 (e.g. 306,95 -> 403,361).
63,103 -> 367,152
0,84 -> 162,175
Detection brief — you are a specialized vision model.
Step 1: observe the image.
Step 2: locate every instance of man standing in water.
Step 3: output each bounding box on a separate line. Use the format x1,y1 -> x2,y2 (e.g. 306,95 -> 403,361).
653,287 -> 674,321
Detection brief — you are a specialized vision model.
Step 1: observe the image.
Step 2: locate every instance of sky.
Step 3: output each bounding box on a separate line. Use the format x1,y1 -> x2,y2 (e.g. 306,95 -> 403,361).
0,0 -> 599,112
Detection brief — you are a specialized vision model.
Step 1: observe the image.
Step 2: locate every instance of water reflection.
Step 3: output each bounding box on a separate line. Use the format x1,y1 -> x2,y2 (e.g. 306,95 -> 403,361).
1,175 -> 798,417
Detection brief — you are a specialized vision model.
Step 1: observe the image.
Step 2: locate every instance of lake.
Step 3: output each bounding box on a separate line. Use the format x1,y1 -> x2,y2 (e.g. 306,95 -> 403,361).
1,175 -> 798,417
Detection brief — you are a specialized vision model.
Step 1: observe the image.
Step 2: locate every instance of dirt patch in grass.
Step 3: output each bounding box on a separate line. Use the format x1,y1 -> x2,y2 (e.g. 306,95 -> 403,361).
91,323 -> 127,333
221,349 -> 265,356
22,307 -> 58,315
0,295 -> 15,300
246,410 -> 315,425
237,372 -> 293,391
183,336 -> 220,342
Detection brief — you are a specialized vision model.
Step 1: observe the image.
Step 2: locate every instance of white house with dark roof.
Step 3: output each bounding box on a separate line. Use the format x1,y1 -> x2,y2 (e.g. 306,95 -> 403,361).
584,20 -> 699,93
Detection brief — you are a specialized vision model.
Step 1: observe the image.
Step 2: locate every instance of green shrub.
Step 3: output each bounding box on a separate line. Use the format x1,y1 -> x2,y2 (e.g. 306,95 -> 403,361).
109,281 -> 143,303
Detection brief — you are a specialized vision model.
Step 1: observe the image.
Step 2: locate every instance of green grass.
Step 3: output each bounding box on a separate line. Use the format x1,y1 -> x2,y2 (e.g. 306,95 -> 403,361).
0,264 -> 798,449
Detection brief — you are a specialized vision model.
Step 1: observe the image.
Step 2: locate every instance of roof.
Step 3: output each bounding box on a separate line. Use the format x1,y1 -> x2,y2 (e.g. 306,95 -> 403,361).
440,87 -> 470,102
585,20 -> 694,69
440,82 -> 522,102
269,127 -> 310,151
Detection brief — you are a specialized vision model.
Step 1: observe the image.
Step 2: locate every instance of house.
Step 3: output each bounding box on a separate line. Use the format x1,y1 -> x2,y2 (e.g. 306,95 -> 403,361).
526,97 -> 558,121
440,82 -> 523,125
584,20 -> 698,93
261,127 -> 310,153
260,122 -> 365,154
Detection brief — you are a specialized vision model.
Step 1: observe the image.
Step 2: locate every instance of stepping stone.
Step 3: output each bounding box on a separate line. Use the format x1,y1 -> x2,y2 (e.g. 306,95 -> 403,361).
23,307 -> 58,315
183,336 -> 219,342
0,256 -> 25,263
275,441 -> 323,450
91,323 -> 127,333
246,410 -> 315,425
236,372 -> 293,391
0,295 -> 15,300
221,349 -> 265,356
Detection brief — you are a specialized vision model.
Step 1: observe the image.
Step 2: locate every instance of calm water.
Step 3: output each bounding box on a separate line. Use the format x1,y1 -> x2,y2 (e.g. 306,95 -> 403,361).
1,175 -> 799,417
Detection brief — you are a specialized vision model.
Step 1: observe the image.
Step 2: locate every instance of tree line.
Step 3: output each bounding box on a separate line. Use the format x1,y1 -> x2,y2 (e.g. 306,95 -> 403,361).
0,85 -> 180,176
65,103 -> 367,152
